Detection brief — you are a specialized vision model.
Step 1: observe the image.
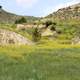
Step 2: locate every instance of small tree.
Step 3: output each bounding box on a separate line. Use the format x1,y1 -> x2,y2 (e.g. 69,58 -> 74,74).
32,27 -> 41,42
45,20 -> 53,28
50,25 -> 56,31
50,22 -> 57,31
15,17 -> 27,24
20,17 -> 27,23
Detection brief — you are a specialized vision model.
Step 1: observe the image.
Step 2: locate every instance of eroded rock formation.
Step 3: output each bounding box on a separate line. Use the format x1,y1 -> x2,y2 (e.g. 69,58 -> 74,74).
0,29 -> 33,45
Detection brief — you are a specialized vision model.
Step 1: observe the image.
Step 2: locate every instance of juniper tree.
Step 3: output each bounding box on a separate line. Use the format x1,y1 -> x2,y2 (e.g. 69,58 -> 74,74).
32,27 -> 41,42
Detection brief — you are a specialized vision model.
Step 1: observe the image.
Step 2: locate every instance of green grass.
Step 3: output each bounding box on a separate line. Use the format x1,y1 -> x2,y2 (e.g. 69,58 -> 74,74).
0,23 -> 80,80
0,45 -> 80,80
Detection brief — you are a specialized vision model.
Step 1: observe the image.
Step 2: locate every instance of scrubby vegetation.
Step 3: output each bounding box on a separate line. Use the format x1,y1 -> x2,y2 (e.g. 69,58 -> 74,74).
32,27 -> 41,42
15,17 -> 27,24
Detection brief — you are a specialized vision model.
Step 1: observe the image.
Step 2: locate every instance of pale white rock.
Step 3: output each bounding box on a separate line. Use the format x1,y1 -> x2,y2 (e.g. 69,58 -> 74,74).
0,29 -> 33,45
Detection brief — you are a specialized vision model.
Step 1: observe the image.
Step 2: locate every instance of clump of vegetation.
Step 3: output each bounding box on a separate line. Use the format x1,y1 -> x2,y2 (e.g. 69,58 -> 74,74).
50,22 -> 57,31
45,20 -> 53,28
32,27 -> 41,42
15,17 -> 27,24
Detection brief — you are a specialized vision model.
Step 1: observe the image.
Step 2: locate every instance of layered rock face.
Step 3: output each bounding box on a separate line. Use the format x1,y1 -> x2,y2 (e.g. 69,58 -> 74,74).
0,29 -> 33,45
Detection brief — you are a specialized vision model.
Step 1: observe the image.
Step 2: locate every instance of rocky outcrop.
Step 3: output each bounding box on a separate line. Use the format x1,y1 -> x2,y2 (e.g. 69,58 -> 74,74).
46,3 -> 80,21
16,24 -> 45,30
0,29 -> 33,45
72,36 -> 80,44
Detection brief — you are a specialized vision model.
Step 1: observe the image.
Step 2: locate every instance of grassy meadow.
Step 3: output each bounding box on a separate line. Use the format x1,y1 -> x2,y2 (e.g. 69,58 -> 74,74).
0,2 -> 80,80
0,43 -> 80,80
0,23 -> 80,80
0,3 -> 80,80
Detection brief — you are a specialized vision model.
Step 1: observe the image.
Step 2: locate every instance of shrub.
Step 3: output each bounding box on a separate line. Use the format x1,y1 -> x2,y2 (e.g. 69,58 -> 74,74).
49,22 -> 57,31
15,17 -> 27,24
32,27 -> 41,42
45,20 -> 53,28
50,25 -> 55,31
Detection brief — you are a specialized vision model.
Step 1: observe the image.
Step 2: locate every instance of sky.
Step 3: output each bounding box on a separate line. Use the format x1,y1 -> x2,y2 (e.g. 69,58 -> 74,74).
0,0 -> 80,17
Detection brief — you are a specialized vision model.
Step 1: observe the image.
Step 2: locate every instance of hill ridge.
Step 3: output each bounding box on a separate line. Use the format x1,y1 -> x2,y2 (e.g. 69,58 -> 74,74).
0,7 -> 39,23
45,3 -> 80,21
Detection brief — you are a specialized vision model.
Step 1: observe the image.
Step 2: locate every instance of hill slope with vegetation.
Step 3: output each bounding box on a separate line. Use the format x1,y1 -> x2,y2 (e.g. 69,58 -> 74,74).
45,3 -> 80,22
0,3 -> 80,45
0,3 -> 80,80
0,6 -> 39,24
39,3 -> 80,43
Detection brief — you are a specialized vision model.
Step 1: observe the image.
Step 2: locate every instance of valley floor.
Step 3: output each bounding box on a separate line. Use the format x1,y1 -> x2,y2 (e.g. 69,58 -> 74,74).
0,44 -> 80,80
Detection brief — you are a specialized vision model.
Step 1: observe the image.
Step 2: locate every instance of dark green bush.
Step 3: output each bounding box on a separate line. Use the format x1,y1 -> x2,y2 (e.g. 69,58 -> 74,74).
15,17 -> 27,24
32,27 -> 41,42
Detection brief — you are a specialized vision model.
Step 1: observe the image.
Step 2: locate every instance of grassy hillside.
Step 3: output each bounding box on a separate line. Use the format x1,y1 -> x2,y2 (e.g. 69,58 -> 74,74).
0,23 -> 32,40
0,3 -> 80,44
39,3 -> 80,41
45,3 -> 80,22
0,44 -> 80,80
0,8 -> 39,23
